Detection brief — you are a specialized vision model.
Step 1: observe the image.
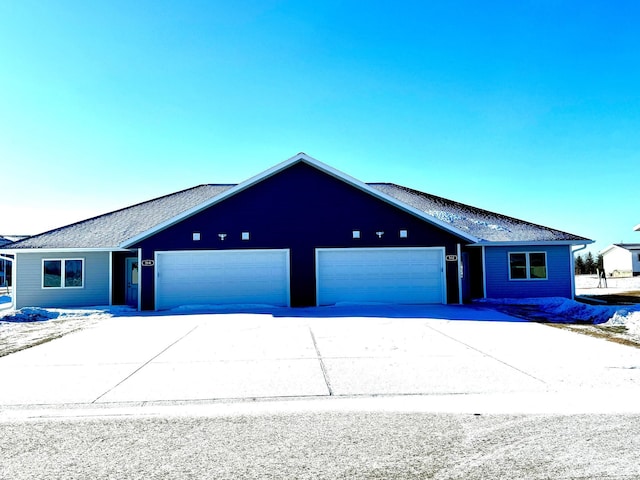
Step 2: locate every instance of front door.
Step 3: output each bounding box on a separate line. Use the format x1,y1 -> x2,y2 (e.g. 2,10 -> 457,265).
125,257 -> 139,307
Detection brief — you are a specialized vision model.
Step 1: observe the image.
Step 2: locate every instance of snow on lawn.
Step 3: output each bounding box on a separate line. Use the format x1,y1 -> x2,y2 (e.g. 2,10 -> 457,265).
480,294 -> 640,346
0,306 -> 113,357
480,296 -> 639,324
575,274 -> 640,295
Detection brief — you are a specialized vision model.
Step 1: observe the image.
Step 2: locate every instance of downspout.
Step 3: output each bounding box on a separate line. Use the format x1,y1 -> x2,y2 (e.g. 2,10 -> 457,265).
456,244 -> 463,304
571,244 -> 588,300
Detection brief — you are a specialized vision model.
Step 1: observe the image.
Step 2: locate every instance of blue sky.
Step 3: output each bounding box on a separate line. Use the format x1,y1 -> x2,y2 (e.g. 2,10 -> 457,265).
1,1 -> 639,254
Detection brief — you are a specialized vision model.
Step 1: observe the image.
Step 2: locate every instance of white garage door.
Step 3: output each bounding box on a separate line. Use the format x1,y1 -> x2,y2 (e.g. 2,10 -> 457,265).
316,247 -> 445,305
155,249 -> 290,310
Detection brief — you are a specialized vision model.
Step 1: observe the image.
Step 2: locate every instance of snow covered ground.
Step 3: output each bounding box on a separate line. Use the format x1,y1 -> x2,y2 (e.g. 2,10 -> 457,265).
575,274 -> 640,339
575,273 -> 640,294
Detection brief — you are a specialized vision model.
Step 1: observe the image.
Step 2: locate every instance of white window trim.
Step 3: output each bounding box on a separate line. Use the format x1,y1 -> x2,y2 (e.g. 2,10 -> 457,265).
508,251 -> 547,281
42,258 -> 85,289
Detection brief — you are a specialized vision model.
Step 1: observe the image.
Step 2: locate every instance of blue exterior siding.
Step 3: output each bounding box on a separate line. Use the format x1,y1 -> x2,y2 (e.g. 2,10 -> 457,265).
484,245 -> 572,298
133,162 -> 467,309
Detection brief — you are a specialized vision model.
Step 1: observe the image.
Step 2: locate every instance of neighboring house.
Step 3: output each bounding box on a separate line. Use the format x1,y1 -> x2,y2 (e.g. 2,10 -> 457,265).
0,235 -> 28,288
600,244 -> 640,277
0,154 -> 592,310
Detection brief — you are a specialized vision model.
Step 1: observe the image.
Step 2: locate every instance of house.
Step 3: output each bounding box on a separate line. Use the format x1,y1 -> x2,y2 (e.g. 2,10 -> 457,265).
0,235 -> 28,289
1,154 -> 592,310
600,244 -> 640,277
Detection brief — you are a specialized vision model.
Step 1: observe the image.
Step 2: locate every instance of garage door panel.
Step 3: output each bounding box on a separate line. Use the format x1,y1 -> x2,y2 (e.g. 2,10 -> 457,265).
317,248 -> 445,305
156,250 -> 289,310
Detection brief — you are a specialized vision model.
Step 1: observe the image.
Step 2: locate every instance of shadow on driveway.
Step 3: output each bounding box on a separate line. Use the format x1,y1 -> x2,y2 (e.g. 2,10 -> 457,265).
108,303 -> 528,322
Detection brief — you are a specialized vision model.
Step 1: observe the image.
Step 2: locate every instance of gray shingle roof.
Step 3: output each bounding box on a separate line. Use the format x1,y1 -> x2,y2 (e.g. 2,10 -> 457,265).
5,185 -> 234,249
3,180 -> 589,250
369,183 -> 589,243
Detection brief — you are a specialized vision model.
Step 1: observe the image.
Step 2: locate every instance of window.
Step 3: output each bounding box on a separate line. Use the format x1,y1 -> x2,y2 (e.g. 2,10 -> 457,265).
193,232 -> 201,241
43,259 -> 84,288
399,230 -> 408,238
352,230 -> 361,239
509,252 -> 547,280
242,232 -> 250,240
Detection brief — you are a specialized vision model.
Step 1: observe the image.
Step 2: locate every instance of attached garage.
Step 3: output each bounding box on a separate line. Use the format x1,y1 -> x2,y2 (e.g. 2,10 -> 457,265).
155,249 -> 290,310
316,247 -> 446,306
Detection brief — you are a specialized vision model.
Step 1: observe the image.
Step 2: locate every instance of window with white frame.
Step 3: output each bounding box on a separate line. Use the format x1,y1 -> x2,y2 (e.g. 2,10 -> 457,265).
509,252 -> 547,280
43,259 -> 84,288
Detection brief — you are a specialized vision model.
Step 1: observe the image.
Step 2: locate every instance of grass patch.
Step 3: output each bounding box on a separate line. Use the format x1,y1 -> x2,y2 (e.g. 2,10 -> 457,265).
549,323 -> 640,349
579,291 -> 640,305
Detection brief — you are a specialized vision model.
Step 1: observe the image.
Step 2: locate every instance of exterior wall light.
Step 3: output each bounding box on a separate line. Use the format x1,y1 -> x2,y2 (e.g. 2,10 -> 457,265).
218,233 -> 227,241
376,231 -> 384,238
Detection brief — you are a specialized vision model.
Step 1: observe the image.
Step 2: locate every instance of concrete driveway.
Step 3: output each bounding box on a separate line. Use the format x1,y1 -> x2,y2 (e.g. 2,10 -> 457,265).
2,304 -> 640,413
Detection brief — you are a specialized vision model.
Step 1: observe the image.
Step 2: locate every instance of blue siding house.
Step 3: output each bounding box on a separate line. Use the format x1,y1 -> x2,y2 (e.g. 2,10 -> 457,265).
1,154 -> 592,310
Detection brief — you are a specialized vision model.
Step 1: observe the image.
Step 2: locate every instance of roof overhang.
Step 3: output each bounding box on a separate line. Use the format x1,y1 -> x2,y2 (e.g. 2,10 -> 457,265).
468,240 -> 594,247
120,153 -> 480,248
3,247 -> 134,254
634,224 -> 640,232
600,244 -> 640,255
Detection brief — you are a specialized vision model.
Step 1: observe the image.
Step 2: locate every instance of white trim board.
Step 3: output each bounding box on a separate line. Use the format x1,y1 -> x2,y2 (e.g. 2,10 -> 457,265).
121,153 -> 478,248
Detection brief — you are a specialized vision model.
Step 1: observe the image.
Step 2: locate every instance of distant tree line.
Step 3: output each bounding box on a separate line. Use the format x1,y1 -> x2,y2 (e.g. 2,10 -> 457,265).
574,252 -> 604,275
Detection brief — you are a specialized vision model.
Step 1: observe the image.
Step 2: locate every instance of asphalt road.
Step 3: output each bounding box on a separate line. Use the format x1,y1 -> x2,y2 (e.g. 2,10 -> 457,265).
2,411 -> 639,479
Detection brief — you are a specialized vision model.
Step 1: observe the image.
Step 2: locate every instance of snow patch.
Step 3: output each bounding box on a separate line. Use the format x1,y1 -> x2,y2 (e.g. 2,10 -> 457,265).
478,296 -> 640,325
470,219 -> 511,232
0,306 -> 113,323
0,307 -> 61,323
575,274 -> 640,294
604,310 -> 640,337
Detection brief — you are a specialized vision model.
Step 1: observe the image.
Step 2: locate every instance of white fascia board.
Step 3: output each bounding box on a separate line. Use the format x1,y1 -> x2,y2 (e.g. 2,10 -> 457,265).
121,153 -> 313,247
468,240 -> 594,247
634,224 -> 640,232
3,247 -> 132,254
121,152 -> 478,248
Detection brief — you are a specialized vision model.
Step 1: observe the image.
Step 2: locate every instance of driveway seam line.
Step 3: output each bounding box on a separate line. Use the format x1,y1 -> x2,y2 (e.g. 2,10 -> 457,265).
91,325 -> 200,404
309,327 -> 333,396
425,324 -> 547,384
